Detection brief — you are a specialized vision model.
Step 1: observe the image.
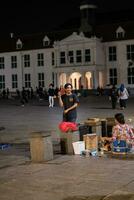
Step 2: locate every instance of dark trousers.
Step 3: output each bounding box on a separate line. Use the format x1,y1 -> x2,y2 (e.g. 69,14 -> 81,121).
21,96 -> 28,104
111,97 -> 117,109
63,114 -> 76,122
120,99 -> 127,108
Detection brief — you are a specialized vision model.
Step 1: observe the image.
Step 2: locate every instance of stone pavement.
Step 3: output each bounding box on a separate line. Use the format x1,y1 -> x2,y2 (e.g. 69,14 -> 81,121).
0,95 -> 134,199
0,95 -> 134,143
0,155 -> 134,200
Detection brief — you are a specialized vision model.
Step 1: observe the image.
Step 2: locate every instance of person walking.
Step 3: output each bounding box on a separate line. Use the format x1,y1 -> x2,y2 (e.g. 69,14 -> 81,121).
21,87 -> 28,107
118,84 -> 129,110
48,84 -> 55,107
58,83 -> 79,122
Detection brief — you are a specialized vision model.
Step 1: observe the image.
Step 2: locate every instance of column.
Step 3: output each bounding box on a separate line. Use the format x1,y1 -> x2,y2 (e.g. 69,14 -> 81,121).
81,72 -> 86,89
54,73 -> 58,87
66,73 -> 70,83
57,73 -> 60,88
92,70 -> 99,89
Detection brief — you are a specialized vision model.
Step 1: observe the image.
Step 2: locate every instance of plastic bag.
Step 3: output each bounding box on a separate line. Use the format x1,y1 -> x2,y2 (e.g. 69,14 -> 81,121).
117,97 -> 120,103
59,121 -> 78,133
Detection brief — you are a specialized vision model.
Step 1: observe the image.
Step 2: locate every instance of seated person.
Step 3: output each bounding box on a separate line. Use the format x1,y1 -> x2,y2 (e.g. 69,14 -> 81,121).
112,113 -> 134,152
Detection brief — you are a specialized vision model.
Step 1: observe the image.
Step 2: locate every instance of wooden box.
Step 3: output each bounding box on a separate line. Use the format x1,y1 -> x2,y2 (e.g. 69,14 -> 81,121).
83,133 -> 98,150
60,131 -> 80,155
84,118 -> 101,126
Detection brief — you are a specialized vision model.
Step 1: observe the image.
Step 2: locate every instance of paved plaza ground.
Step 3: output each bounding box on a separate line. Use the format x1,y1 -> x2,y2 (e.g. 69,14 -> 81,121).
0,95 -> 134,200
0,94 -> 134,143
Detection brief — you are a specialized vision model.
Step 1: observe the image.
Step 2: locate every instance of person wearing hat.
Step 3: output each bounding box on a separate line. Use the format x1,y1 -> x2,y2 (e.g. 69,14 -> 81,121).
118,83 -> 129,109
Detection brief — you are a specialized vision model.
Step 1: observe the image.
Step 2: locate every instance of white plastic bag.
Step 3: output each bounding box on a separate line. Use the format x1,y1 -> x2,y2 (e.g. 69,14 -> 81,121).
117,97 -> 120,103
72,141 -> 85,154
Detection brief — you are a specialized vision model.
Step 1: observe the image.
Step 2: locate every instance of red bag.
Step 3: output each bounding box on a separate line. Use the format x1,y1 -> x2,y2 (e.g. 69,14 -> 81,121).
59,122 -> 78,133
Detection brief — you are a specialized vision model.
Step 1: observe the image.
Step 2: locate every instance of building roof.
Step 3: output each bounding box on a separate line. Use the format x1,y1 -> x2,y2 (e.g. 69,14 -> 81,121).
0,29 -> 77,53
0,9 -> 134,53
95,20 -> 134,42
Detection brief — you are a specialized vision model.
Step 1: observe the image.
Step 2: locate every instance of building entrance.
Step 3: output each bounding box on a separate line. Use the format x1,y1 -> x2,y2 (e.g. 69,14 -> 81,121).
59,71 -> 93,89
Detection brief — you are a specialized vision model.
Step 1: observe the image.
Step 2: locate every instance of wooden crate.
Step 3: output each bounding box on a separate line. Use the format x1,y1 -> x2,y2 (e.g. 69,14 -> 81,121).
83,133 -> 98,150
30,131 -> 53,162
84,118 -> 101,126
60,131 -> 80,155
100,119 -> 107,137
84,118 -> 102,137
106,117 -> 115,126
87,118 -> 100,122
106,117 -> 116,137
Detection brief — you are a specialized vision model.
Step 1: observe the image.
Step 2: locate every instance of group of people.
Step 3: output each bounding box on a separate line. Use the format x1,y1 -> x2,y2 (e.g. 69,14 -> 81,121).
109,83 -> 129,110
1,81 -> 133,151
57,82 -> 134,153
20,87 -> 34,106
21,82 -> 134,152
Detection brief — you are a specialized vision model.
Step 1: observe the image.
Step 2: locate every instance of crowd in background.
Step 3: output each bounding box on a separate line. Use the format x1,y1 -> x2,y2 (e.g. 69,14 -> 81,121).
0,83 -> 131,108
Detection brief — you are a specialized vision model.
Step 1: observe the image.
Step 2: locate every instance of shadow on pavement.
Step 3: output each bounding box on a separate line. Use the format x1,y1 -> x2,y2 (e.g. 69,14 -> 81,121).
89,107 -> 111,109
63,194 -> 134,200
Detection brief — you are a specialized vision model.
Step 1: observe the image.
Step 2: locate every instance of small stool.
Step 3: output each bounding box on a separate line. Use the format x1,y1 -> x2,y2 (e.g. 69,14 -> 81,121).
100,118 -> 107,137
30,131 -> 53,162
106,118 -> 115,137
84,121 -> 102,137
60,131 -> 80,155
83,133 -> 98,151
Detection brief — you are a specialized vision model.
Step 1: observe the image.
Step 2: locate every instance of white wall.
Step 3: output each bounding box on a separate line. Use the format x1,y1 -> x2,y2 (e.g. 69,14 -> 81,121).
1,33 -> 134,92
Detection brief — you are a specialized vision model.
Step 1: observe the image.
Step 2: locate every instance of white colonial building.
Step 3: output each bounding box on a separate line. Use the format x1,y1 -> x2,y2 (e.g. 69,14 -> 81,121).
0,0 -> 134,92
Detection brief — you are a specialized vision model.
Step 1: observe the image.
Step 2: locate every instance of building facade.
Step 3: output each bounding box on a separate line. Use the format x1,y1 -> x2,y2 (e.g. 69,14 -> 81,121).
0,1 -> 134,92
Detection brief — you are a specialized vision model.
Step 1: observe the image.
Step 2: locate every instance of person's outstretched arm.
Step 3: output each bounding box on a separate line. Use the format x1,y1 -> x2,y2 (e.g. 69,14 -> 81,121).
58,93 -> 63,107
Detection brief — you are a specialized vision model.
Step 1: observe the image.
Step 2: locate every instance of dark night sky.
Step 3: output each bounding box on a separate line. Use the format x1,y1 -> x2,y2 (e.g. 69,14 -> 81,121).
1,0 -> 134,35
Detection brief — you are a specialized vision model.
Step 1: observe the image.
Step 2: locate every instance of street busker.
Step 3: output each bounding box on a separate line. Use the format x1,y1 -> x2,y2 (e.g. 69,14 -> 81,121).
58,83 -> 79,132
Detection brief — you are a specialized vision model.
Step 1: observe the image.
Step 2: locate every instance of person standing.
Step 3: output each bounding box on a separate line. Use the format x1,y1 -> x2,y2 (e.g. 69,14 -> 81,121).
6,88 -> 10,99
54,87 -> 59,98
118,84 -> 129,109
30,87 -> 34,99
58,83 -> 79,122
2,89 -> 6,99
48,84 -> 55,107
21,87 -> 28,107
38,86 -> 43,100
110,85 -> 118,109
